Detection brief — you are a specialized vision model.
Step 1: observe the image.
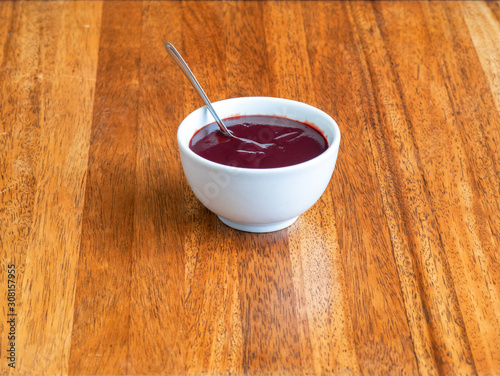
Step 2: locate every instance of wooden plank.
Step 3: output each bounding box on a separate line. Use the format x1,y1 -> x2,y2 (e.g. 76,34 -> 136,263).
303,1 -> 419,374
225,1 -> 271,98
0,1 -> 14,66
0,1 -> 101,374
262,1 -> 314,102
419,2 -> 500,373
351,2 -> 476,374
0,2 -> 42,374
128,1 -> 187,374
463,2 -> 500,115
68,1 -> 141,374
349,1 -> 500,374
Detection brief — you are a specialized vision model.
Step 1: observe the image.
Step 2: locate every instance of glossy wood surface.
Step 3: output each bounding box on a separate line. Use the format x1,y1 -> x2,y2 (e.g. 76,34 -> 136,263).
1,1 -> 499,375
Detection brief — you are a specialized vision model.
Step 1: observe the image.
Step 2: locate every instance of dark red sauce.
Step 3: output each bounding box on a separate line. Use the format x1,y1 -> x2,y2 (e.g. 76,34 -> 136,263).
189,115 -> 328,169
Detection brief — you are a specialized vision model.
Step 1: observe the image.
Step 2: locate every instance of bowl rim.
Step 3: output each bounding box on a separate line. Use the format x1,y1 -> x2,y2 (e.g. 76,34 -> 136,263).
177,96 -> 341,174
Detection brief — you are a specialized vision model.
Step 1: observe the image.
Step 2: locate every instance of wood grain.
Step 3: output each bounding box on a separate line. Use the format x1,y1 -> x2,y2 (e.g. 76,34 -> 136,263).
127,2 -> 187,374
1,1 -> 499,375
68,1 -> 140,374
1,1 -> 101,375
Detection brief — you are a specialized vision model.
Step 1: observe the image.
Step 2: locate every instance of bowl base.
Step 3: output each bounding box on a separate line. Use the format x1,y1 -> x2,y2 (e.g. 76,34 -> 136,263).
217,216 -> 298,233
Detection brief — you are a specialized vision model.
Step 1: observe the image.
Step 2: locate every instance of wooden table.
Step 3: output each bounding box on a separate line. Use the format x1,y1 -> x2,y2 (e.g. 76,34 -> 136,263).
1,1 -> 499,375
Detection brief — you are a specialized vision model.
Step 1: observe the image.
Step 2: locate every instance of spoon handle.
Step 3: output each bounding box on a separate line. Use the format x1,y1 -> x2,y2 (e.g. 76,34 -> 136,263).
164,42 -> 232,136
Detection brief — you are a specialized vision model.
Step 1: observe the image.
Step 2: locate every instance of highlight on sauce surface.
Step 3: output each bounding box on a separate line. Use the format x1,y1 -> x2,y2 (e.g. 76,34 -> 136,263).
189,115 -> 328,169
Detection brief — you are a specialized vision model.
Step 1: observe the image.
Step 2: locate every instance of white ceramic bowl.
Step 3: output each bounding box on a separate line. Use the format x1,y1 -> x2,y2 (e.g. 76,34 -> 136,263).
177,97 -> 341,232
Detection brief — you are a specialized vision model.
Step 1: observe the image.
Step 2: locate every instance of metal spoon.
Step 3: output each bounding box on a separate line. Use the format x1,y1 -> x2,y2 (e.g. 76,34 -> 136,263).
164,42 -> 234,137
